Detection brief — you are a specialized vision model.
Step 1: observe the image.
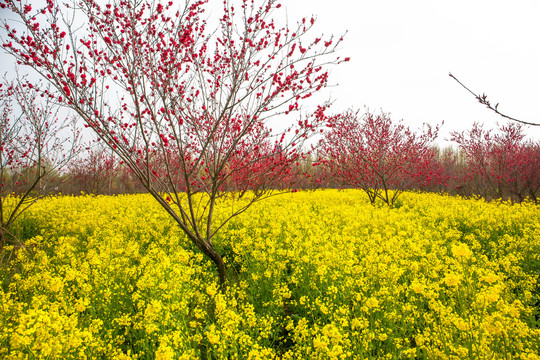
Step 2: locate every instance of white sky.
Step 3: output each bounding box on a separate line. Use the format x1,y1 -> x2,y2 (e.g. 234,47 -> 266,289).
282,0 -> 540,145
2,0 -> 539,146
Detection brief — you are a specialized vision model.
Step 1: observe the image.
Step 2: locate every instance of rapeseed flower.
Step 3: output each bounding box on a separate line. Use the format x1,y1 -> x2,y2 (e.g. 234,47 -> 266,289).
0,190 -> 538,358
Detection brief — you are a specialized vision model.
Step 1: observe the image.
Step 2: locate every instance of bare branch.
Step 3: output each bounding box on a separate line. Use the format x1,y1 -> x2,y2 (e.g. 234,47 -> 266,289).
449,72 -> 539,127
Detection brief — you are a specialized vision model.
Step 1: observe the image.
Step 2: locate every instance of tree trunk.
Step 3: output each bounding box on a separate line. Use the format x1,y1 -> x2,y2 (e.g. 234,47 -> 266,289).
212,252 -> 227,291
199,240 -> 228,290
0,229 -> 4,254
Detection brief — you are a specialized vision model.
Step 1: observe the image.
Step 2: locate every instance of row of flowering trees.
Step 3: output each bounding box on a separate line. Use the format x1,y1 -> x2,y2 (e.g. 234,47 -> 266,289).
2,81 -> 538,204
317,110 -> 441,206
316,112 -> 540,206
10,105 -> 535,208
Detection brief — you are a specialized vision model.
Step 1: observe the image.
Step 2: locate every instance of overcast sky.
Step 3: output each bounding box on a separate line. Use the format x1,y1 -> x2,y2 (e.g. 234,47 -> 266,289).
281,0 -> 540,145
1,1 -> 539,146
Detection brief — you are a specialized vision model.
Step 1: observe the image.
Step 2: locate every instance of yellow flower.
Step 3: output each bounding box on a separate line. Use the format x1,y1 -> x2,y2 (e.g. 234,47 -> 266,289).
48,277 -> 63,293
207,325 -> 220,345
452,317 -> 468,331
480,272 -> 499,284
443,272 -> 462,287
365,297 -> 379,309
155,343 -> 175,360
206,283 -> 218,298
451,242 -> 472,260
313,334 -> 329,350
74,298 -> 88,313
410,280 -> 425,294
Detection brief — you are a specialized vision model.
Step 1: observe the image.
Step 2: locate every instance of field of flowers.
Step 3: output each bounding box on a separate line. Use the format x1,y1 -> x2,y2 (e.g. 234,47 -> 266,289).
0,190 -> 539,359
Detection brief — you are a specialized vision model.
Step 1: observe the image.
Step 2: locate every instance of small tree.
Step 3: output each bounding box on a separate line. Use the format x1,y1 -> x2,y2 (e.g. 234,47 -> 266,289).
0,76 -> 79,251
320,110 -> 440,206
1,0 -> 347,287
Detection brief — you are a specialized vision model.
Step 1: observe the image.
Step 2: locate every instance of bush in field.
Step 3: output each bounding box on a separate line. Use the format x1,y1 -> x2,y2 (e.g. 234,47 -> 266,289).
0,77 -> 78,252
1,0 -> 348,286
320,109 -> 441,206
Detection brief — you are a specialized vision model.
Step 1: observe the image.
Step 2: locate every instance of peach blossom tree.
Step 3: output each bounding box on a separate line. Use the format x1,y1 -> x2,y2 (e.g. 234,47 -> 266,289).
1,0 -> 347,286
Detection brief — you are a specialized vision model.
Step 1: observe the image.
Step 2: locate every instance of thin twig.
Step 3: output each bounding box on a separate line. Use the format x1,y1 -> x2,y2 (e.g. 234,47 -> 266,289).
449,72 -> 539,126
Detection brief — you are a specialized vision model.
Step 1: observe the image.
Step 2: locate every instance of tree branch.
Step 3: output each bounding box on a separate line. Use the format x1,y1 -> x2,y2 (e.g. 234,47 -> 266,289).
449,72 -> 539,126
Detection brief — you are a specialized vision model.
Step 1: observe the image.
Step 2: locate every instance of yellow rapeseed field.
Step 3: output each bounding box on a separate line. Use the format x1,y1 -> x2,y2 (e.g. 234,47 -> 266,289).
0,190 -> 539,359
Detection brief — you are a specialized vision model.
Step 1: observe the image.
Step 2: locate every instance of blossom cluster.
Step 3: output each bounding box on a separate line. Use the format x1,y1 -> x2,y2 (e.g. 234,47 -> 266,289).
1,190 -> 539,359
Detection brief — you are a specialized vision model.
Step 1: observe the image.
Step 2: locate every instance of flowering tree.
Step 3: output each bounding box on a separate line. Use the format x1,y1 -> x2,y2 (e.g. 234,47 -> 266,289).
508,142 -> 540,203
451,122 -> 540,202
320,110 -> 440,206
1,0 -> 347,286
0,76 -> 79,251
